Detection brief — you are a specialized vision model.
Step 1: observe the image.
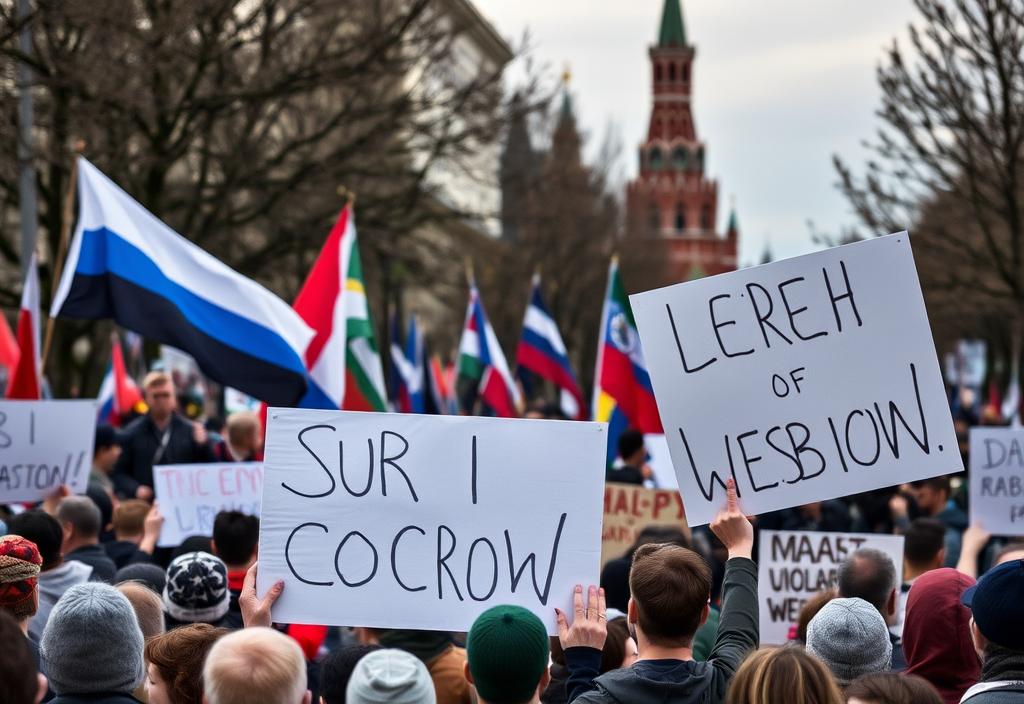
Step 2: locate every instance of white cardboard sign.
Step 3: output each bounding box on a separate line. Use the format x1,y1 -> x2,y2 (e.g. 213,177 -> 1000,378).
757,529 -> 904,645
153,462 -> 264,547
257,409 -> 607,634
969,428 -> 1024,536
0,400 -> 96,503
630,233 -> 960,525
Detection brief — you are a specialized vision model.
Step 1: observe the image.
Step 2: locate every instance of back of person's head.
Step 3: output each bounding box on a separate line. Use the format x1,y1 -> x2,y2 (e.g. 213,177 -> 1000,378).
115,562 -> 167,594
617,429 -> 644,461
346,649 -> 434,704
172,534 -> 213,559
994,541 -> 1024,566
805,597 -> 892,686
94,423 -> 119,451
320,644 -> 382,704
226,411 -> 260,446
911,475 -> 951,498
600,617 -> 635,674
40,582 -> 145,695
0,609 -> 46,704
467,604 -> 549,703
902,568 -> 979,702
204,627 -> 308,704
0,535 -> 42,621
837,548 -> 897,615
163,551 -> 229,624
961,558 -> 1024,660
630,525 -> 690,553
725,645 -> 843,704
56,496 -> 102,541
845,672 -> 943,704
796,588 -> 836,644
629,543 -> 711,645
146,623 -> 228,704
7,511 -> 62,570
212,511 -> 260,568
112,500 -> 149,539
117,581 -> 166,639
904,518 -> 946,571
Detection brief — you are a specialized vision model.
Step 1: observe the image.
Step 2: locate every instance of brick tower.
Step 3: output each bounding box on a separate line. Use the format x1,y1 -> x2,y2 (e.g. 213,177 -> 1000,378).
625,0 -> 739,282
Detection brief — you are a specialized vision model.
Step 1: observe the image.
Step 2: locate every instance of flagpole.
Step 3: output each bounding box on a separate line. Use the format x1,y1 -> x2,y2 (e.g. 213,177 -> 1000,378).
41,139 -> 84,375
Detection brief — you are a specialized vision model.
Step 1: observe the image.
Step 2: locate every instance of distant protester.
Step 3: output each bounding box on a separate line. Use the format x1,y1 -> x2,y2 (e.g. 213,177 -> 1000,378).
163,551 -> 229,627
57,496 -> 117,582
210,510 -> 259,629
115,563 -> 167,594
806,597 -> 893,686
837,548 -> 904,669
725,646 -> 843,704
909,476 -> 966,567
145,623 -> 229,704
105,499 -> 162,568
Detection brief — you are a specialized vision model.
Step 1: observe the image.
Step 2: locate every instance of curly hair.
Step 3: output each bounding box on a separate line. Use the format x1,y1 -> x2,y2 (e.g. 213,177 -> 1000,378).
145,623 -> 228,704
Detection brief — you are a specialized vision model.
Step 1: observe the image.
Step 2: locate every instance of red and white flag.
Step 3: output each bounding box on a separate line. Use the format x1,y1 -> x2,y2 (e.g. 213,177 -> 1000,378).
7,254 -> 41,399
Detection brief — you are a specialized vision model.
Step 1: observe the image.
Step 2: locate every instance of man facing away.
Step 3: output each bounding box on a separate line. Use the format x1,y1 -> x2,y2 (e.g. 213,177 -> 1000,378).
113,371 -> 214,500
838,547 -> 905,670
56,496 -> 117,583
204,627 -> 311,704
558,479 -> 758,704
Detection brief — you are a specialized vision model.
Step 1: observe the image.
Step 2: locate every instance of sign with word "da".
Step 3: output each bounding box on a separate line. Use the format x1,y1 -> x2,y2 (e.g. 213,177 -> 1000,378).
970,428 -> 1024,536
153,463 -> 264,547
257,409 -> 606,634
630,233 -> 960,525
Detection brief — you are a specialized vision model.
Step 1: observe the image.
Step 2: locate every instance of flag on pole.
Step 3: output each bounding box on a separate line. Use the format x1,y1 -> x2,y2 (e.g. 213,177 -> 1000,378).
423,350 -> 446,415
592,256 -> 662,463
7,253 -> 41,400
456,284 -> 520,417
388,311 -> 413,413
0,311 -> 19,381
97,334 -> 142,426
404,315 -> 426,414
516,273 -> 585,420
50,158 -> 313,406
293,204 -> 386,411
1004,365 -> 1021,427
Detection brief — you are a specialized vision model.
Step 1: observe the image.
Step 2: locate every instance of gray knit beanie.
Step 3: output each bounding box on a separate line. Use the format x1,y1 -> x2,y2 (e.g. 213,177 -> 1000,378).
346,649 -> 436,704
806,596 -> 893,685
40,582 -> 145,694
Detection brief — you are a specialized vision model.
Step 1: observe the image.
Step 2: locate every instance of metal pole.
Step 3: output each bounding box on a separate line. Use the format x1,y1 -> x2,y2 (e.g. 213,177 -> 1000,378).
17,0 -> 37,279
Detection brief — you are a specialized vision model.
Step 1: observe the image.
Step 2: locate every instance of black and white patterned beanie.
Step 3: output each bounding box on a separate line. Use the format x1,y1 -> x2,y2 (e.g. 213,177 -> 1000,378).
162,551 -> 229,624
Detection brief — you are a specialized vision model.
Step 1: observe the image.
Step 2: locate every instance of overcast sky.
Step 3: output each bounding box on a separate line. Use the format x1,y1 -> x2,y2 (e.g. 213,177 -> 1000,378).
478,0 -> 919,264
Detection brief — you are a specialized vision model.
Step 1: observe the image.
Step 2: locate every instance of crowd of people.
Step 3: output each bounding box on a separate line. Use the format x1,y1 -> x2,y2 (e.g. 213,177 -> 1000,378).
0,371 -> 1022,703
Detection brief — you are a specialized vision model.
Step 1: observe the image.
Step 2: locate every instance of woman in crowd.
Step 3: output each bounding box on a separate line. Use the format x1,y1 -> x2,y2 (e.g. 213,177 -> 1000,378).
725,646 -> 844,704
845,672 -> 943,704
145,623 -> 229,704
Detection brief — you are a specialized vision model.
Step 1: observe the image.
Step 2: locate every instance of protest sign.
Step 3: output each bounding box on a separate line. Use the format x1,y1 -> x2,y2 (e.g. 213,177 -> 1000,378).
0,400 -> 96,503
601,482 -> 687,566
257,409 -> 606,633
153,462 -> 263,547
757,529 -> 904,644
970,427 -> 1024,536
630,233 -> 960,525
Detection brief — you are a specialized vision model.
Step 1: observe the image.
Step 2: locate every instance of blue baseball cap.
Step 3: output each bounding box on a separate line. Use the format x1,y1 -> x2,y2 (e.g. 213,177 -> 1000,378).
961,559 -> 1024,650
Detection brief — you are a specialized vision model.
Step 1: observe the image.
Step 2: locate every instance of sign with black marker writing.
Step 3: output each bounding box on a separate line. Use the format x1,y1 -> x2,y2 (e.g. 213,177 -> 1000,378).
970,428 -> 1024,536
757,529 -> 904,644
153,463 -> 263,547
257,409 -> 606,633
0,400 -> 97,502
630,233 -> 960,525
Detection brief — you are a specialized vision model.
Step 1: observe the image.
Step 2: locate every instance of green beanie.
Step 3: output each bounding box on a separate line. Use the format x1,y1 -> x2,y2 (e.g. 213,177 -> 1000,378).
467,605 -> 550,703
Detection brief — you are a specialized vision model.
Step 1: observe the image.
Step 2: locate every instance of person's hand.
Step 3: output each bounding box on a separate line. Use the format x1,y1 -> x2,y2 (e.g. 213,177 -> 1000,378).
889,493 -> 909,520
193,422 -> 208,445
555,584 -> 607,651
136,485 -> 154,501
41,484 -> 71,515
240,561 -> 284,629
139,502 -> 165,554
710,479 -> 754,560
962,522 -> 991,557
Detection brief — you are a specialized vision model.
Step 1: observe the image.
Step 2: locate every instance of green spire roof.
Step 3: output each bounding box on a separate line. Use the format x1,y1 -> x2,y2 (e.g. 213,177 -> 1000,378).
658,0 -> 687,47
727,207 -> 738,233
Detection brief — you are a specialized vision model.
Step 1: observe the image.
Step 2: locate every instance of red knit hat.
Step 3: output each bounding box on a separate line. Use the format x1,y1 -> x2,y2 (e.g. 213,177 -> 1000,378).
0,534 -> 43,620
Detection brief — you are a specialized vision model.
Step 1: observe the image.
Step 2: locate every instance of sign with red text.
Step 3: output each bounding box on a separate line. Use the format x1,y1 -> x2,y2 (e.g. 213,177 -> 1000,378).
970,428 -> 1024,536
757,529 -> 904,644
153,462 -> 263,547
630,233 -> 960,525
0,400 -> 96,503
601,483 -> 687,566
257,409 -> 606,634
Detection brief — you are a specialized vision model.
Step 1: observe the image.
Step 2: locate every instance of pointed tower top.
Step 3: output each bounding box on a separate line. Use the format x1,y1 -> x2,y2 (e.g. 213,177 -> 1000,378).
559,64 -> 573,120
658,0 -> 687,47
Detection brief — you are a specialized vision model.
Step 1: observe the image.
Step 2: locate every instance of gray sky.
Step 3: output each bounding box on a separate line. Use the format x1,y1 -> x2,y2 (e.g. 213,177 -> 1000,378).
479,0 -> 919,264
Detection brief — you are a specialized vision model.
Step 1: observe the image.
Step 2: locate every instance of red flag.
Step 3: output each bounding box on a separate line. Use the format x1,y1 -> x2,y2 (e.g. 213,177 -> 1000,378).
111,333 -> 141,417
0,311 -> 19,377
7,255 -> 41,400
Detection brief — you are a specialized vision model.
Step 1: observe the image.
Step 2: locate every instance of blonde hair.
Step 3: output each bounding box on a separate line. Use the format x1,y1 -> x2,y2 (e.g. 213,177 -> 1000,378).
143,371 -> 173,391
113,500 -> 150,538
725,646 -> 843,704
226,411 -> 261,447
117,582 -> 165,640
203,627 -> 306,704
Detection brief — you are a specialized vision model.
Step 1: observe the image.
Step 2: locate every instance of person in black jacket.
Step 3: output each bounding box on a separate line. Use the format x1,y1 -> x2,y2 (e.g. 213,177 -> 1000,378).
112,372 -> 214,500
558,479 -> 758,704
57,497 -> 117,583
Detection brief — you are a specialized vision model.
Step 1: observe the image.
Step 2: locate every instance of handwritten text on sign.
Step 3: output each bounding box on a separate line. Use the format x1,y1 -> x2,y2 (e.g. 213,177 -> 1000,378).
630,234 -> 960,525
601,483 -> 687,567
757,529 -> 904,645
970,428 -> 1024,536
0,400 -> 96,503
153,463 -> 263,547
257,410 -> 606,634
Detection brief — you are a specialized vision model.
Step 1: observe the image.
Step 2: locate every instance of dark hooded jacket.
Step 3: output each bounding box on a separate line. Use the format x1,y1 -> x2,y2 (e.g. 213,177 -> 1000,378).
565,557 -> 758,704
903,568 -> 981,704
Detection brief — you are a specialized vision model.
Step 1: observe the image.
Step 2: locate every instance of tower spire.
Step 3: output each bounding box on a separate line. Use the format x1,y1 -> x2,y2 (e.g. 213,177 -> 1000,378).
658,0 -> 687,47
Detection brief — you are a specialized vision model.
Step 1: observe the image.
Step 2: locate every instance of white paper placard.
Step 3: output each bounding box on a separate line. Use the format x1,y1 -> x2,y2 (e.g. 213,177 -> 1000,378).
257,409 -> 607,634
0,400 -> 97,503
969,427 -> 1024,536
757,529 -> 904,645
630,233 -> 961,525
153,462 -> 264,547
